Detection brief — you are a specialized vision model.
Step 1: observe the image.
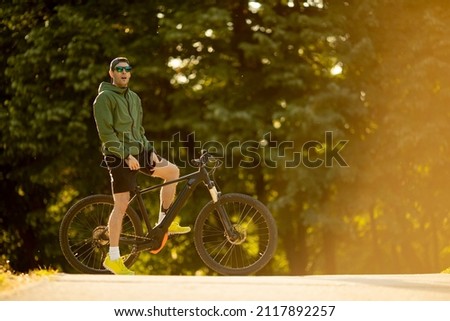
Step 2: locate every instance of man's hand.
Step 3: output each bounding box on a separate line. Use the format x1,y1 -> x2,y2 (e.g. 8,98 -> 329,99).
125,155 -> 140,170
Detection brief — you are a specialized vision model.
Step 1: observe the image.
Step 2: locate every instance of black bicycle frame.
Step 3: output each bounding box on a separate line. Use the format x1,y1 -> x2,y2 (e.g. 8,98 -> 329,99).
120,163 -> 240,251
129,166 -> 224,235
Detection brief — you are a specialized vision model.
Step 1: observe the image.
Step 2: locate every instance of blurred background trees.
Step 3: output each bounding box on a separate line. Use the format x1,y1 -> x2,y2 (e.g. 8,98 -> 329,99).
1,0 -> 449,275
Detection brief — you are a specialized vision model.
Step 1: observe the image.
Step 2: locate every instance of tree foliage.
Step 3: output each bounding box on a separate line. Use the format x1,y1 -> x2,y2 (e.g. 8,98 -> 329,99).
1,0 -> 449,274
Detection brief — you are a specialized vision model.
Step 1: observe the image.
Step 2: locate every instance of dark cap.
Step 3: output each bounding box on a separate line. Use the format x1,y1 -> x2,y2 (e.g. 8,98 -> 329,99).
110,57 -> 130,70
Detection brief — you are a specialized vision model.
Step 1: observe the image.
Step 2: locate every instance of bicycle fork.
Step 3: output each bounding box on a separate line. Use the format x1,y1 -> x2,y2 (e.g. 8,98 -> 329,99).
208,183 -> 240,241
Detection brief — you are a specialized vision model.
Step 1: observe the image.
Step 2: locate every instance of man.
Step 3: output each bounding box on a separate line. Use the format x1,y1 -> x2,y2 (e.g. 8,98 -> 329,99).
93,57 -> 190,275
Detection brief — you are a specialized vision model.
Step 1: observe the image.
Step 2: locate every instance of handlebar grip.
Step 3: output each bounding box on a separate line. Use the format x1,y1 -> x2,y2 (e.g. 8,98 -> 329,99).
191,150 -> 212,167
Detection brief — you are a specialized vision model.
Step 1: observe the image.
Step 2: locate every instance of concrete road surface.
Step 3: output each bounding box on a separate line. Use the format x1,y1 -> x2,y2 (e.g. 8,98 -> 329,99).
1,273 -> 449,301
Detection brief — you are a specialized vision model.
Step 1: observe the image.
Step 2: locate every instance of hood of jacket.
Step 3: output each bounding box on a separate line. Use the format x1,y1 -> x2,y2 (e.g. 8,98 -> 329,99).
98,81 -> 128,95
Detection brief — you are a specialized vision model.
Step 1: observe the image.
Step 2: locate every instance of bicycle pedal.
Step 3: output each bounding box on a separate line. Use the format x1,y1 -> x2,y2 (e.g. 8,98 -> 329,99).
149,232 -> 169,254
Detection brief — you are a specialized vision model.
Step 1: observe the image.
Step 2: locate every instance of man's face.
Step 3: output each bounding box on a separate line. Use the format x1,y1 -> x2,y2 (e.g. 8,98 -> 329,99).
109,62 -> 132,88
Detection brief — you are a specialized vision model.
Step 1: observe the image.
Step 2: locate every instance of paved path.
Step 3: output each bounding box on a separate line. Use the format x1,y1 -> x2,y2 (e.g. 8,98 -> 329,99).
1,273 -> 449,301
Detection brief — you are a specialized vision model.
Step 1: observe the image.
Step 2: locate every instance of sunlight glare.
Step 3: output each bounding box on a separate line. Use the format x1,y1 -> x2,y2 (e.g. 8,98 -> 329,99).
168,57 -> 183,69
330,62 -> 343,76
303,0 -> 324,8
249,1 -> 262,13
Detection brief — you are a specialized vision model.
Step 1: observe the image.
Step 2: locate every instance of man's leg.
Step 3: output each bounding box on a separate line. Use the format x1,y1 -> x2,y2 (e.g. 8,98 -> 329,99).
103,191 -> 135,275
108,192 -> 130,249
151,155 -> 180,218
151,153 -> 190,234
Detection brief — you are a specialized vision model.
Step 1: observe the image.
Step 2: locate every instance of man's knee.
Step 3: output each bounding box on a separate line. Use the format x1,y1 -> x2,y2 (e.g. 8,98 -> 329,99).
113,192 -> 130,213
171,164 -> 180,179
162,163 -> 179,180
152,159 -> 180,180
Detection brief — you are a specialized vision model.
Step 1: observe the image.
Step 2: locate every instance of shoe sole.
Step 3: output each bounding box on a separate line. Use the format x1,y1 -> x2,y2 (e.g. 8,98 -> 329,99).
168,229 -> 191,235
103,262 -> 135,275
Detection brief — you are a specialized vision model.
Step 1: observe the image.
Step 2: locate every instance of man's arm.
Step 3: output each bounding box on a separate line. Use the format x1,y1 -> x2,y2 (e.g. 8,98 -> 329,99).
93,93 -> 129,159
135,95 -> 154,152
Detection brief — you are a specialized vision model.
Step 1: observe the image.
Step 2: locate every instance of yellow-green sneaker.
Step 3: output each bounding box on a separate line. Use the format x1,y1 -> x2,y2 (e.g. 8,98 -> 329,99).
168,221 -> 191,235
103,254 -> 135,275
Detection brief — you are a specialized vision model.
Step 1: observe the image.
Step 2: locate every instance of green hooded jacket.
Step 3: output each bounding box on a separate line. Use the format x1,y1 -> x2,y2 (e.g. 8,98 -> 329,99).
93,82 -> 153,159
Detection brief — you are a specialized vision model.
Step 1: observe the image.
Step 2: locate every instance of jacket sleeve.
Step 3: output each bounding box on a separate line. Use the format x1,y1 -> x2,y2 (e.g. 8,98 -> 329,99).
137,96 -> 154,152
93,92 -> 129,159
140,125 -> 153,152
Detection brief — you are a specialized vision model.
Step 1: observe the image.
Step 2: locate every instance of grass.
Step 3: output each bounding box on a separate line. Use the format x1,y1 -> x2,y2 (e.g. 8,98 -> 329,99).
0,265 -> 58,292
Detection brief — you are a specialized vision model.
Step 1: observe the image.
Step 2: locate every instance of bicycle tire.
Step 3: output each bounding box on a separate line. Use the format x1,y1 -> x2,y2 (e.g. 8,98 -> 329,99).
194,193 -> 277,275
59,194 -> 143,274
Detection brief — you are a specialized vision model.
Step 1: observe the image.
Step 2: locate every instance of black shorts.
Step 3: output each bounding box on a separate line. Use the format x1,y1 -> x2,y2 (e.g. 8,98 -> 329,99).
103,150 -> 159,194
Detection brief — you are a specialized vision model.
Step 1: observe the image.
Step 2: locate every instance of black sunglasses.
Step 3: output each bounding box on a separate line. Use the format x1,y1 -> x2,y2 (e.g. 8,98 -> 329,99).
114,66 -> 132,72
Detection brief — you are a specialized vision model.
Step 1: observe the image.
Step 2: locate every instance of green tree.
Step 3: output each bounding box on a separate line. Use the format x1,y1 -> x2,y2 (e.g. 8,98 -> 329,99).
1,1 -> 124,271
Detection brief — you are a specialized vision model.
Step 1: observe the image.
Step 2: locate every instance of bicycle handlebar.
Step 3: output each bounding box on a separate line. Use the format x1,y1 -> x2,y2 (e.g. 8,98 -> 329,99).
192,149 -> 219,168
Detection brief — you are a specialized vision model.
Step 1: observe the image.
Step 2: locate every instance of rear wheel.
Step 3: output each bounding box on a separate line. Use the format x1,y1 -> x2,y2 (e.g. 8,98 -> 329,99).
194,193 -> 277,275
59,194 -> 143,274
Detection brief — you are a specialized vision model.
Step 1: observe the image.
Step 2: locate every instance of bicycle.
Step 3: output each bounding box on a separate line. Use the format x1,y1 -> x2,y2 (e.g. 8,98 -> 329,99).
59,150 -> 278,275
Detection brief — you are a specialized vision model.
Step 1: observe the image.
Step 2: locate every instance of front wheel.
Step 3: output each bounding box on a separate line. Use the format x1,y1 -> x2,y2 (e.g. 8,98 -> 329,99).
194,193 -> 277,275
59,194 -> 143,274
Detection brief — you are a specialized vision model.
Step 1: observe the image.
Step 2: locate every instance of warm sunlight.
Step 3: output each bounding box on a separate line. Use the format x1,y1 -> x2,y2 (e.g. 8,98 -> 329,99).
248,1 -> 261,13
330,62 -> 343,76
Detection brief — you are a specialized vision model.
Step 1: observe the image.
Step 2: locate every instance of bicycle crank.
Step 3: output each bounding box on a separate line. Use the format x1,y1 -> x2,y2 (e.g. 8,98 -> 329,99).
123,227 -> 169,255
149,232 -> 169,254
